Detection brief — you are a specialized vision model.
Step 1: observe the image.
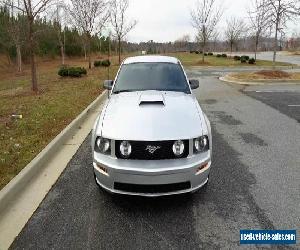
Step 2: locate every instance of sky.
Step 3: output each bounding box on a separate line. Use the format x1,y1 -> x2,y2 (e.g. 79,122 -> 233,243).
114,0 -> 299,43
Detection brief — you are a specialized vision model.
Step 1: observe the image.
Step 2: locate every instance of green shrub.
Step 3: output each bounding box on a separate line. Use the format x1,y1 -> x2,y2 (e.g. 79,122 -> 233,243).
195,51 -> 199,54
101,59 -> 111,67
94,60 -> 111,67
204,53 -> 208,56
208,52 -> 213,56
248,58 -> 256,64
58,67 -> 69,77
241,55 -> 249,60
241,58 -> 247,63
233,56 -> 241,61
94,61 -> 102,67
221,54 -> 227,58
58,66 -> 87,77
216,54 -> 222,57
68,68 -> 81,77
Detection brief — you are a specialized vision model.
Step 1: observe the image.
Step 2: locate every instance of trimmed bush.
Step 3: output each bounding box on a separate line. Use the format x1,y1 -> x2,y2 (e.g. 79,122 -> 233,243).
58,66 -> 87,77
58,67 -> 69,77
204,53 -> 208,56
248,58 -> 256,64
208,52 -> 213,56
101,59 -> 111,67
221,54 -> 227,58
241,55 -> 250,60
216,54 -> 222,57
94,61 -> 102,67
233,55 -> 241,61
241,58 -> 247,63
94,59 -> 111,67
195,51 -> 199,54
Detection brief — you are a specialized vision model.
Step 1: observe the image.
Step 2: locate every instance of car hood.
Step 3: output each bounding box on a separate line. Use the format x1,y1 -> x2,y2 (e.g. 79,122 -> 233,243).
98,91 -> 204,141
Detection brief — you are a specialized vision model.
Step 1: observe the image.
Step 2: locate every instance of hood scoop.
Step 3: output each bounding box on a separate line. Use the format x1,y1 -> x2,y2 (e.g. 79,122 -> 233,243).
138,92 -> 165,106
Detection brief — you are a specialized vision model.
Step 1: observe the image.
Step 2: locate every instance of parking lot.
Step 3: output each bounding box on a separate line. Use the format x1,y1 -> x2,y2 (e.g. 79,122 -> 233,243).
11,68 -> 300,249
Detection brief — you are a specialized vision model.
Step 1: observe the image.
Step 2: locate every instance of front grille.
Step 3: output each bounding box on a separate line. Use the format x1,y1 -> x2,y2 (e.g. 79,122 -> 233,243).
114,182 -> 191,194
115,140 -> 189,160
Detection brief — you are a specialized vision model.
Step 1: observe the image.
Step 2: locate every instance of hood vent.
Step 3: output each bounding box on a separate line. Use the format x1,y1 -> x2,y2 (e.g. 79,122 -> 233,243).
139,100 -> 164,106
138,92 -> 165,106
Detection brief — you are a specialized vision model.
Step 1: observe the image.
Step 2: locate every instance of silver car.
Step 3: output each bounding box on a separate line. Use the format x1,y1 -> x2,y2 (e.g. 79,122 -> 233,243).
91,55 -> 212,196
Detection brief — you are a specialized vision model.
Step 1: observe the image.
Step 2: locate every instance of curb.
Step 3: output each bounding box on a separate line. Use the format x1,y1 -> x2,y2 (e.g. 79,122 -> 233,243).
219,76 -> 300,86
0,90 -> 107,213
188,65 -> 300,70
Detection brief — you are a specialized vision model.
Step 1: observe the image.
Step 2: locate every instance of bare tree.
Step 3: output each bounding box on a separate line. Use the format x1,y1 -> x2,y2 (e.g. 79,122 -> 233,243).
110,0 -> 137,65
248,0 -> 270,60
191,0 -> 223,62
263,0 -> 300,64
2,0 -> 54,91
51,2 -> 66,66
225,17 -> 247,54
2,0 -> 27,72
69,0 -> 108,69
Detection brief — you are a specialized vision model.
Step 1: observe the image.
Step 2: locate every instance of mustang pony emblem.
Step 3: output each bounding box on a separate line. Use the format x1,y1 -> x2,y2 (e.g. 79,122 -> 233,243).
145,145 -> 161,154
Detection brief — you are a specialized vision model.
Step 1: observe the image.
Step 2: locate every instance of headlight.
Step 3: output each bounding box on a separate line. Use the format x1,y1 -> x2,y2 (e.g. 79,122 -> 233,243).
194,135 -> 209,153
172,140 -> 185,156
95,137 -> 110,154
120,140 -> 132,158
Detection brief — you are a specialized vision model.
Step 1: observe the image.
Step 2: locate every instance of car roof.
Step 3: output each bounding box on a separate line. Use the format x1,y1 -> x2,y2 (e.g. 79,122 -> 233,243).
123,55 -> 179,65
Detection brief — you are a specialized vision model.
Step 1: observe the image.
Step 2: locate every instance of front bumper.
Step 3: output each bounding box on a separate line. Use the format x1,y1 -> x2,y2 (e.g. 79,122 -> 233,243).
93,151 -> 211,197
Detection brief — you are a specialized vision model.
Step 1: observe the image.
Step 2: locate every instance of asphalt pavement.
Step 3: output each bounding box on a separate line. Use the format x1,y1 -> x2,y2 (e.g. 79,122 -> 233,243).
11,69 -> 300,249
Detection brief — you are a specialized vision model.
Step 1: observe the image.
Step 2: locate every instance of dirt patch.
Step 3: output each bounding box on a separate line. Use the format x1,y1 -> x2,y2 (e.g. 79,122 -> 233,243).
0,116 -> 11,125
227,70 -> 300,82
239,133 -> 267,146
255,70 -> 290,78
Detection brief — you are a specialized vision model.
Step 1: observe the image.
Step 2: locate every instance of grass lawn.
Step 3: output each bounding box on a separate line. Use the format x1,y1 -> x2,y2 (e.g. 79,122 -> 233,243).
164,52 -> 292,67
228,70 -> 300,81
0,55 -> 122,189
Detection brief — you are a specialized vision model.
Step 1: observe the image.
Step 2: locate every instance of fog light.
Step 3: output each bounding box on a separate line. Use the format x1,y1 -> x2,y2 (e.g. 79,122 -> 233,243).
120,140 -> 132,158
196,162 -> 209,175
172,140 -> 185,156
94,163 -> 109,176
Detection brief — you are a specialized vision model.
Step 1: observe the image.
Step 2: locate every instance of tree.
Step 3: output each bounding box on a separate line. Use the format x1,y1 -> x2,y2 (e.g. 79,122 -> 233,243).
110,0 -> 137,65
51,3 -> 66,65
3,0 -> 54,91
248,0 -> 270,60
264,0 -> 300,64
69,0 -> 108,69
191,0 -> 223,62
2,1 -> 27,72
0,5 -> 11,63
225,17 -> 247,54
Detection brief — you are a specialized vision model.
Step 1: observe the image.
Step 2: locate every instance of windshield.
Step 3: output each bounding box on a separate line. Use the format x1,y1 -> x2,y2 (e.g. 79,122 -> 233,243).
112,62 -> 191,94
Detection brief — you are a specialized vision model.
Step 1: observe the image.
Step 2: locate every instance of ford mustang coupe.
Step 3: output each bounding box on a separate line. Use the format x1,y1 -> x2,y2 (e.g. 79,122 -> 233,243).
91,55 -> 212,196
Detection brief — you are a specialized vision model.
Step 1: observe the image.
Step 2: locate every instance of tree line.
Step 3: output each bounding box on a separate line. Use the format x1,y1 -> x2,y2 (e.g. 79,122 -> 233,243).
0,7 -> 111,66
191,0 -> 300,64
0,0 -> 136,91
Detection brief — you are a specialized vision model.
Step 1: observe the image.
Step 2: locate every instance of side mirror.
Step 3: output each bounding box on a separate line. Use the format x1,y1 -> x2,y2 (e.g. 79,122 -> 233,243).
103,80 -> 114,90
189,79 -> 199,89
